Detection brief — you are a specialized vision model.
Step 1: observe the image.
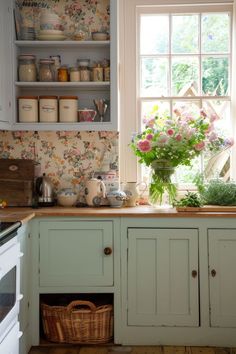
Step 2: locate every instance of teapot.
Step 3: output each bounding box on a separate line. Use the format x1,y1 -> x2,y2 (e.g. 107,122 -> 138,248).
85,178 -> 106,207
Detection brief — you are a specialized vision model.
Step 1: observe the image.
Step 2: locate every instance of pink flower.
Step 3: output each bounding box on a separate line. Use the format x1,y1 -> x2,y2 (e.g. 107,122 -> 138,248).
210,114 -> 218,122
146,118 -> 155,128
173,107 -> 181,117
208,132 -> 218,142
167,129 -> 174,136
175,134 -> 182,141
146,133 -> 153,140
194,141 -> 205,151
200,109 -> 207,118
137,139 -> 152,152
157,135 -> 168,145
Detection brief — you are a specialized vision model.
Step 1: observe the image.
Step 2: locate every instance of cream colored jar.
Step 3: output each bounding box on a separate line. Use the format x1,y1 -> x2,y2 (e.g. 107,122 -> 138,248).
18,55 -> 37,82
39,96 -> 58,122
18,96 -> 38,122
59,96 -> 78,122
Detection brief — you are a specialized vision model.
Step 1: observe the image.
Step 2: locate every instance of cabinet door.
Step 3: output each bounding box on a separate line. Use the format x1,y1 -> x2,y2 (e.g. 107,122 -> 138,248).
39,221 -> 113,287
0,0 -> 13,128
209,229 -> 236,327
18,224 -> 31,354
127,228 -> 199,326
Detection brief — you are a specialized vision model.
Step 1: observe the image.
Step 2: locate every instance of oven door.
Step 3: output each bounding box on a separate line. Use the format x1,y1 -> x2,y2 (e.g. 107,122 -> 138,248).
0,240 -> 21,342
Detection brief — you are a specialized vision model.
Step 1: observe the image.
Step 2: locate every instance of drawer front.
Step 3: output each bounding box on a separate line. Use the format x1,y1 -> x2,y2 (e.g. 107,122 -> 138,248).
39,221 -> 113,287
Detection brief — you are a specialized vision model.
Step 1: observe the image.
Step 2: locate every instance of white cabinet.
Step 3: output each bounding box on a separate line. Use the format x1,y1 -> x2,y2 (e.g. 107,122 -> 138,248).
127,228 -> 199,327
11,0 -> 118,131
208,228 -> 236,328
18,223 -> 31,354
39,220 -> 114,287
0,0 -> 13,129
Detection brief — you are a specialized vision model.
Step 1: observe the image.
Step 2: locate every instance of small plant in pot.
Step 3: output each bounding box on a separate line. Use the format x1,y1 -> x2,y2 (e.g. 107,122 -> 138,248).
174,191 -> 203,210
195,175 -> 236,206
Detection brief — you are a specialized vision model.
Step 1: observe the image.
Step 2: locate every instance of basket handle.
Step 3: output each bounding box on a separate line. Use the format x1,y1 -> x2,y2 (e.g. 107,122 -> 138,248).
67,300 -> 97,312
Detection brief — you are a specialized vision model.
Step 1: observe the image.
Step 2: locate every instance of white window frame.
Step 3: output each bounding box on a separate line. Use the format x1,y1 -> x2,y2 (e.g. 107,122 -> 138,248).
119,0 -> 236,185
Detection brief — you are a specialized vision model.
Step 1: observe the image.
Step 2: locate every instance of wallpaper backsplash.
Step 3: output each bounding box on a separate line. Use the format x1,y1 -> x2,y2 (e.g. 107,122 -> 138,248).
0,131 -> 119,198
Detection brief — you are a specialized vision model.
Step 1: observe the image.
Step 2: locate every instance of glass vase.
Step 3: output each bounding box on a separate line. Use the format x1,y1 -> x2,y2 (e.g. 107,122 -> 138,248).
148,160 -> 177,208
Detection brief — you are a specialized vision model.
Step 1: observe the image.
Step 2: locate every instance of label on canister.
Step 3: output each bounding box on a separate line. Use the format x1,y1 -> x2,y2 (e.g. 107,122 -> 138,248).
39,96 -> 58,122
18,97 -> 38,122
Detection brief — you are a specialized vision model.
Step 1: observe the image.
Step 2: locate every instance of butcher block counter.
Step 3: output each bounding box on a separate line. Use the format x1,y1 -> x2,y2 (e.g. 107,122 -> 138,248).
1,205 -> 236,223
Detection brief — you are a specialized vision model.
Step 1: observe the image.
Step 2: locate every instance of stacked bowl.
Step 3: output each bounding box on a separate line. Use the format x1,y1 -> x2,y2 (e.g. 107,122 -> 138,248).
38,12 -> 66,40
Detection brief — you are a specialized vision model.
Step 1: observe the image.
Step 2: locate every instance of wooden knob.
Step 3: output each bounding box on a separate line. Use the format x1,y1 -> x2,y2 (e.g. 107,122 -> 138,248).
104,247 -> 112,255
192,270 -> 198,278
211,269 -> 216,277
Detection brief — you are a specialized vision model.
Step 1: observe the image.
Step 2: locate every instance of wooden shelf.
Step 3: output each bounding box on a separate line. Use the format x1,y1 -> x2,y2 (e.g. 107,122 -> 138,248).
15,81 -> 110,90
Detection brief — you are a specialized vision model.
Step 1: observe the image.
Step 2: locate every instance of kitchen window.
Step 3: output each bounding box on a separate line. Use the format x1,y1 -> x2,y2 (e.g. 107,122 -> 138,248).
119,0 -> 235,189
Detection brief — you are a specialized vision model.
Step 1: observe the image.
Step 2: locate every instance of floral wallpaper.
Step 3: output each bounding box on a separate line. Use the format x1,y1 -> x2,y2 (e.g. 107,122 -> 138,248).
0,131 -> 118,200
16,0 -> 110,39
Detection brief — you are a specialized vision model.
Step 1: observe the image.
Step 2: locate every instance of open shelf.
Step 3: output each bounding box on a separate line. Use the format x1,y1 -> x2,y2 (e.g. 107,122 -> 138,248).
15,40 -> 110,47
15,81 -> 110,89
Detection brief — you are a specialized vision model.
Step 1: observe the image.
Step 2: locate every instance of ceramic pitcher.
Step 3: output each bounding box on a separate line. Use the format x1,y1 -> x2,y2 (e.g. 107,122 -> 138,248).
85,178 -> 106,207
122,181 -> 147,207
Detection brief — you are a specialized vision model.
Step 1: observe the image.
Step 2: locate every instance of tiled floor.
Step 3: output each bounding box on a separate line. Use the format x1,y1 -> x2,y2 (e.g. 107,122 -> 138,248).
29,346 -> 236,354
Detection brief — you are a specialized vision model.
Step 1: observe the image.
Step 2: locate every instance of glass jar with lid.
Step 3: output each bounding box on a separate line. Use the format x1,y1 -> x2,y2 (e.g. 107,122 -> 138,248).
18,54 -> 37,82
39,59 -> 55,82
69,67 -> 80,82
58,66 -> 69,82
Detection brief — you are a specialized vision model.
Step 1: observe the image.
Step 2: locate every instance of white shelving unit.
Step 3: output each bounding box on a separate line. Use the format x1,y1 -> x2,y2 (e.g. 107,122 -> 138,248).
8,0 -> 118,131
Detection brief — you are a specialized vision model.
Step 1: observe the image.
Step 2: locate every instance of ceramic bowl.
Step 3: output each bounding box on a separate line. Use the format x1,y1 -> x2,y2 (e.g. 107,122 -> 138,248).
78,109 -> 97,122
107,190 -> 127,208
57,188 -> 77,207
92,31 -> 108,41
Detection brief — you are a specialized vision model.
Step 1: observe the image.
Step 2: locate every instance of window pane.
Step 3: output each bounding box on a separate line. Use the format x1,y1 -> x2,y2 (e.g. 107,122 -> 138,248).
202,100 -> 231,135
202,13 -> 230,53
171,57 -> 199,96
172,100 -> 200,117
141,58 -> 168,97
202,57 -> 229,96
140,15 -> 169,54
175,158 -> 201,184
172,15 -> 199,54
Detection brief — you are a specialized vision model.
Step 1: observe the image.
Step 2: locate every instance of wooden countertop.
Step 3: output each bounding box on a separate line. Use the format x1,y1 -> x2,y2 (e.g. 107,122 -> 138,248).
1,205 -> 236,223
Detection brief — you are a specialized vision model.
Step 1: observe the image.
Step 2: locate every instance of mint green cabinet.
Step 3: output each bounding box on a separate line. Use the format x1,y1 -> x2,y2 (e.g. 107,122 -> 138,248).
39,220 -> 114,287
127,228 -> 199,327
208,229 -> 236,328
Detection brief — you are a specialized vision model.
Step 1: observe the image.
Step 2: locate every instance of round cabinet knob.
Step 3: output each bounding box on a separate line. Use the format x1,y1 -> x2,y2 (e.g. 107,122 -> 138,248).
211,269 -> 216,277
191,270 -> 198,278
104,247 -> 112,255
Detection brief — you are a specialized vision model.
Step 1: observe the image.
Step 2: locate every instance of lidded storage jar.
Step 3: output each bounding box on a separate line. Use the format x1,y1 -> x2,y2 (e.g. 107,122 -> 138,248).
39,96 -> 58,123
39,59 -> 55,82
59,96 -> 78,122
18,96 -> 38,122
18,54 -> 37,82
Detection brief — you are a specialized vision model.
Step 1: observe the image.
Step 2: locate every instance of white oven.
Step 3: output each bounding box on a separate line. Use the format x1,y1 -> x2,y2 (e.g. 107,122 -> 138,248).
0,222 -> 23,352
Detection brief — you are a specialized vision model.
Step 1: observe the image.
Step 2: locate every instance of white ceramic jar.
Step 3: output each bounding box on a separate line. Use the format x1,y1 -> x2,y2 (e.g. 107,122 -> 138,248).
39,96 -> 58,122
18,96 -> 38,122
59,96 -> 78,122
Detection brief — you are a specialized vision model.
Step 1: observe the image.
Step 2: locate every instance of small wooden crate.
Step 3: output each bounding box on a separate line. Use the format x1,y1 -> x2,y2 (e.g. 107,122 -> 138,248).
41,300 -> 113,344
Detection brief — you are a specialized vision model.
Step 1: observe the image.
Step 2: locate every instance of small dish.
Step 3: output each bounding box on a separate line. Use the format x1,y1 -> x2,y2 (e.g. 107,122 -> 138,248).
37,34 -> 66,41
91,31 -> 108,41
57,188 -> 77,207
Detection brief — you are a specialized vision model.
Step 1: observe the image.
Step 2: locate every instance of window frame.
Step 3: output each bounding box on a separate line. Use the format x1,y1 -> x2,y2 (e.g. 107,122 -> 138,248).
119,0 -> 236,187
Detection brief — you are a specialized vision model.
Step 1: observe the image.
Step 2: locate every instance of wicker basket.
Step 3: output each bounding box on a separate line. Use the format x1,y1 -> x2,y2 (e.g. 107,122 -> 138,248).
41,300 -> 113,344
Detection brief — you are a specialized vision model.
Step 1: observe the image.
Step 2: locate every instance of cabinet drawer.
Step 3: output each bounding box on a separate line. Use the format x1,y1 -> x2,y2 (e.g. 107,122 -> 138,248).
39,221 -> 113,287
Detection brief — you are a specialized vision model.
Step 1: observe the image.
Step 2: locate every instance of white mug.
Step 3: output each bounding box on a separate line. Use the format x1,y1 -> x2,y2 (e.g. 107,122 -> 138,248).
122,181 -> 147,207
85,178 -> 106,207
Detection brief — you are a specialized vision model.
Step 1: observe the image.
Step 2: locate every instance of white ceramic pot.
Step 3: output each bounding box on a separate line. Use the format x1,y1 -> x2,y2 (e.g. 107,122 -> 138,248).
121,181 -> 147,207
85,178 -> 106,207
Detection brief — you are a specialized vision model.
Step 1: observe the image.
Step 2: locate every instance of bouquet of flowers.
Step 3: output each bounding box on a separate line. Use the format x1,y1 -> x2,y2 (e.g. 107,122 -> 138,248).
130,106 -> 233,206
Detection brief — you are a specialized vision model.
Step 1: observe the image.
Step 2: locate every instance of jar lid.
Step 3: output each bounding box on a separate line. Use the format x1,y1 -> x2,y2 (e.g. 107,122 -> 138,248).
59,96 -> 78,100
18,96 -> 38,99
70,67 -> 79,72
39,58 -> 55,64
18,54 -> 36,59
77,59 -> 90,66
39,95 -> 58,99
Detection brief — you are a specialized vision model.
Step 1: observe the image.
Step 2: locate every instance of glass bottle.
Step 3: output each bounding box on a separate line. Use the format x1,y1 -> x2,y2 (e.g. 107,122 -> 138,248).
18,55 -> 37,82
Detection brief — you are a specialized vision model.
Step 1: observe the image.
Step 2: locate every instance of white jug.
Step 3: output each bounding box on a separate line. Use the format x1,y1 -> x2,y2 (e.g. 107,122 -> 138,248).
85,178 -> 106,207
121,181 -> 147,207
